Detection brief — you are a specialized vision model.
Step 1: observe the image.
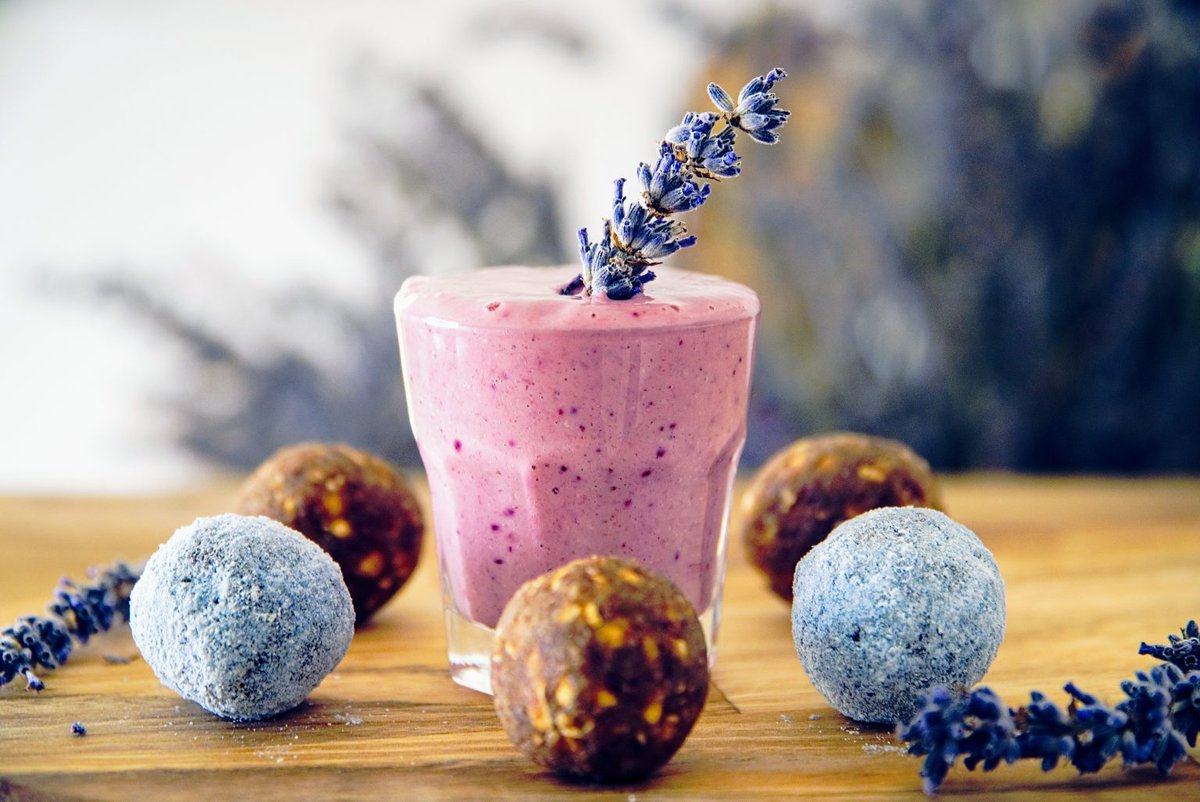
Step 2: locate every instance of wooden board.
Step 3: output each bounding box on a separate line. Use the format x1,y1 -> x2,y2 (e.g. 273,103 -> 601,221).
1,476 -> 1199,800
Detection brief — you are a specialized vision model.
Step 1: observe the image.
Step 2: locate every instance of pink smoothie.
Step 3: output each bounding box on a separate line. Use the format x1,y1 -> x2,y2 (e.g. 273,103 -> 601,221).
395,266 -> 759,631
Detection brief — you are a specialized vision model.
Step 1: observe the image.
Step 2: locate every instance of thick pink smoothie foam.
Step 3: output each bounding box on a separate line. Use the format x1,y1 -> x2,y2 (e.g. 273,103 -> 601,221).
395,265 -> 759,629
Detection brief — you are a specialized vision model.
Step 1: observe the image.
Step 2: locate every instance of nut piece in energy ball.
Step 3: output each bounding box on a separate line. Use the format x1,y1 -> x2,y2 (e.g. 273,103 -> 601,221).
491,556 -> 709,783
791,507 -> 1005,724
235,442 -> 424,624
130,514 -> 355,721
740,431 -> 942,601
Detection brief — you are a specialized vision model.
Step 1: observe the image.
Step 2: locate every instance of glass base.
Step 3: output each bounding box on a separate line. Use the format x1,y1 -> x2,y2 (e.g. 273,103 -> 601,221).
444,597 -> 722,696
444,606 -> 499,694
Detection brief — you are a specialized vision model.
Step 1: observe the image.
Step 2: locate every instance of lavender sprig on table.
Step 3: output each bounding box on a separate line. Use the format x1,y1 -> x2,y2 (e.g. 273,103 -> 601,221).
565,69 -> 789,300
0,561 -> 141,692
897,619 -> 1200,794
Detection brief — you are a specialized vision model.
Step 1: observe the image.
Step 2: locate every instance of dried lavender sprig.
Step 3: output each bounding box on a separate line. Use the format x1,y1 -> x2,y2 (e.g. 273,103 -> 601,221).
900,677 -> 1196,794
0,561 -> 141,692
566,69 -> 789,300
897,618 -> 1200,794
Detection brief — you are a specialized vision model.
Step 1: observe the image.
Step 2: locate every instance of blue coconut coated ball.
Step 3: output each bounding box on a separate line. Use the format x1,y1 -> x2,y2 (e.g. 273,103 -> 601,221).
791,507 -> 1005,724
130,513 -> 355,721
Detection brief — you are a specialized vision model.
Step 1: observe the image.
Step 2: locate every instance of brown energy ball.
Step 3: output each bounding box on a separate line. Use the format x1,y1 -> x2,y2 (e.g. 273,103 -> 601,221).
740,431 -> 942,602
234,442 -> 423,625
491,556 -> 709,783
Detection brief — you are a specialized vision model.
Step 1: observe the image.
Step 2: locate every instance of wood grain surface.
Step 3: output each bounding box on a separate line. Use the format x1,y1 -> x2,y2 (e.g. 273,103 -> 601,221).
1,475 -> 1198,800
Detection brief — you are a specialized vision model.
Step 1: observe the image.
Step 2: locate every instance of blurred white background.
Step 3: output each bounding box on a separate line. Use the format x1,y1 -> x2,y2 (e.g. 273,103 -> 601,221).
1,0 -> 821,492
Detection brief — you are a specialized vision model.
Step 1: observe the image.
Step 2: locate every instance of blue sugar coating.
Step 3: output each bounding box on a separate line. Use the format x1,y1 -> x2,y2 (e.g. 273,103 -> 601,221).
791,507 -> 1005,725
130,514 -> 354,721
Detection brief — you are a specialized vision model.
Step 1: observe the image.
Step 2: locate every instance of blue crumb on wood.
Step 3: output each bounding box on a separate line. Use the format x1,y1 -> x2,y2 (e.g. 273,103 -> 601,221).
791,507 -> 1005,724
71,721 -> 86,736
129,514 -> 355,722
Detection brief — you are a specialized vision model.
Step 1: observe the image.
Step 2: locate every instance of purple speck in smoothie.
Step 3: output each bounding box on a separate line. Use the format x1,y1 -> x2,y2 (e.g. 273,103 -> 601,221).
641,469 -> 653,478
490,523 -> 500,532
669,423 -> 677,430
674,550 -> 681,561
557,408 -> 564,415
559,465 -> 568,472
623,499 -> 632,507
486,301 -> 500,311
656,447 -> 666,458
570,407 -> 578,414
579,425 -> 587,432
494,558 -> 505,565
552,487 -> 560,495
504,507 -> 516,517
453,440 -> 462,452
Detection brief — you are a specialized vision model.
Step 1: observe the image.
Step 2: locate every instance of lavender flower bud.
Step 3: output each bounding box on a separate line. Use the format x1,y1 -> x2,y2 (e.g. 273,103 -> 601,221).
1169,669 -> 1200,747
639,144 -> 710,215
728,69 -> 791,145
707,82 -> 734,113
1117,666 -> 1191,774
1016,691 -> 1075,770
1139,620 -> 1200,672
1064,682 -> 1128,773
